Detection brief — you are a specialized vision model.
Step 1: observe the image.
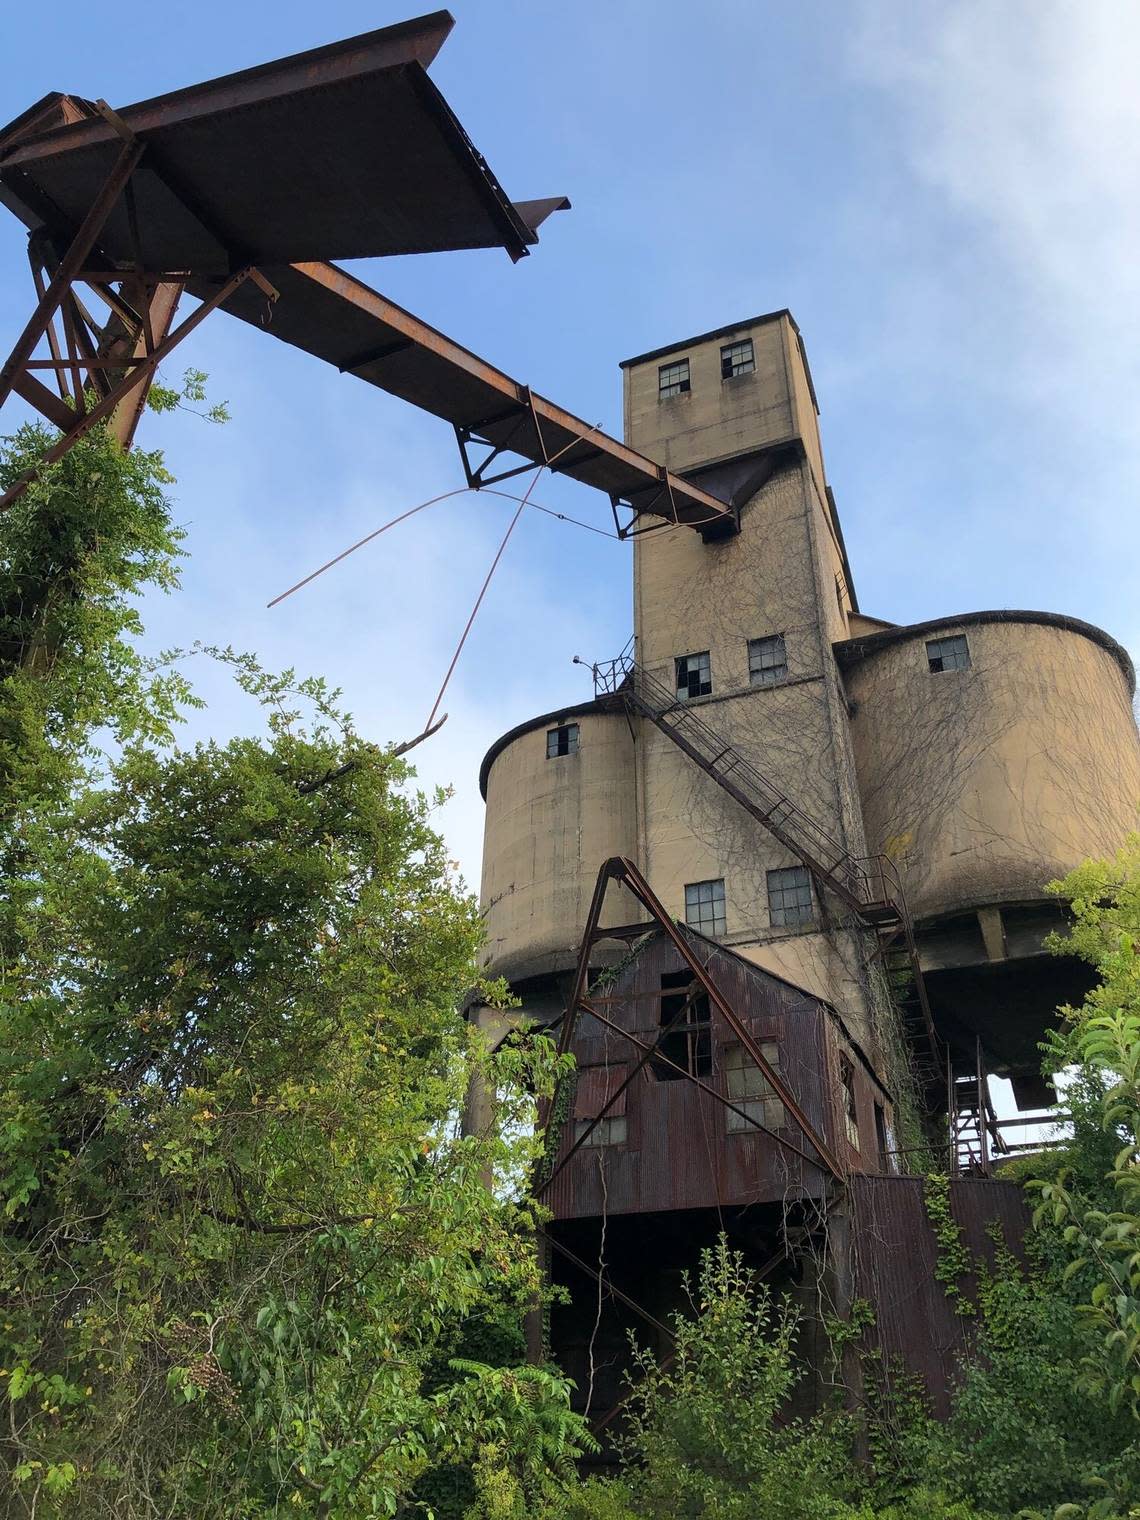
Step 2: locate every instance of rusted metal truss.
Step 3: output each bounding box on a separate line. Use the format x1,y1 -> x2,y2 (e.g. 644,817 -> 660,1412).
0,114 -> 282,510
537,855 -> 846,1187
591,654 -> 944,1088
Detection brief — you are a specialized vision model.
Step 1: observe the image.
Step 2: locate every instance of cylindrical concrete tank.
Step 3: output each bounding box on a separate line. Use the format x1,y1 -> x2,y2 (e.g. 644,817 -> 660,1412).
479,699 -> 638,982
837,612 -> 1140,921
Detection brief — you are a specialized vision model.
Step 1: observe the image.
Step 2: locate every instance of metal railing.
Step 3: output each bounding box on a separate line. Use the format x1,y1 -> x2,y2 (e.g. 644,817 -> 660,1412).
591,649 -> 942,1067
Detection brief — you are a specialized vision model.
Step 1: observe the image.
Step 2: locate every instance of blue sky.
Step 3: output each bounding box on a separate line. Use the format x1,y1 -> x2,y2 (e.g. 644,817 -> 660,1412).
2,1 -> 1137,887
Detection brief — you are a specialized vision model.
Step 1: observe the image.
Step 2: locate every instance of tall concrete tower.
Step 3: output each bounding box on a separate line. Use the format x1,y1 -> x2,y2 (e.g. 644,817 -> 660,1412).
475,317 -> 1140,1426
479,308 -> 1140,1113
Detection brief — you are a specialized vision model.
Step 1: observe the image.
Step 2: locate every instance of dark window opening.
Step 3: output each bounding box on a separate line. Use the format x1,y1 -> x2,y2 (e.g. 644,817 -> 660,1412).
725,1042 -> 784,1132
546,723 -> 580,758
685,877 -> 726,938
675,650 -> 712,700
767,865 -> 812,927
748,633 -> 787,687
874,1100 -> 890,1172
926,634 -> 970,673
659,358 -> 691,398
839,1054 -> 859,1149
653,970 -> 712,1080
721,338 -> 755,380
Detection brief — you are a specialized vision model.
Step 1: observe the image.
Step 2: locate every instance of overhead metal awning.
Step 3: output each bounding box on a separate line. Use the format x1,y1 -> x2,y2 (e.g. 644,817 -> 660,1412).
188,260 -> 738,538
0,11 -> 565,268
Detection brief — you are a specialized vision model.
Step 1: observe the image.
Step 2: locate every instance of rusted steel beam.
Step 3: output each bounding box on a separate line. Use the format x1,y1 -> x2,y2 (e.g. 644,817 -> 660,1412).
579,997 -> 825,1175
536,985 -> 708,1198
0,136 -> 144,409
106,280 -> 183,447
543,1231 -> 674,1344
557,857 -> 846,1184
0,267 -> 250,511
10,371 -> 74,430
287,261 -> 734,534
0,15 -> 456,172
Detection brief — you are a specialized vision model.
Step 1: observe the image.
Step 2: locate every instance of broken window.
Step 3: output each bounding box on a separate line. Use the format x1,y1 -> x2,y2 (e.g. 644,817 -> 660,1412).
767,866 -> 812,927
653,970 -> 712,1080
685,878 -> 726,938
720,338 -> 755,380
748,633 -> 787,687
874,1100 -> 891,1172
546,722 -> 580,758
675,650 -> 712,700
572,1064 -> 628,1146
839,1053 -> 860,1149
926,634 -> 970,673
724,1042 -> 785,1132
658,358 -> 691,398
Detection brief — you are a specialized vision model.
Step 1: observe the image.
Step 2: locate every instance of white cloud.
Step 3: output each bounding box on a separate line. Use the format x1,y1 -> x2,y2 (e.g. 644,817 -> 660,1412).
844,2 -> 1140,653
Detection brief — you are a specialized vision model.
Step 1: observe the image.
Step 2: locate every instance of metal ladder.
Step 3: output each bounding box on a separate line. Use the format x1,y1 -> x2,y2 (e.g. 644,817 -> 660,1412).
948,1038 -> 1009,1175
592,653 -> 943,1086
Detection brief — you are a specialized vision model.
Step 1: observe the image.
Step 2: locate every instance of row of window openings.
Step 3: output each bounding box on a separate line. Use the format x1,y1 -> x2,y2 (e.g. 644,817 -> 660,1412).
685,868 -> 813,938
659,339 -> 755,399
673,632 -> 971,706
676,635 -> 786,701
548,634 -> 971,759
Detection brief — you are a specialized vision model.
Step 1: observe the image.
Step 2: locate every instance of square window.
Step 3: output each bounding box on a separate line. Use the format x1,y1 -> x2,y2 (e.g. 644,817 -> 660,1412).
546,723 -> 580,758
659,358 -> 691,398
926,634 -> 970,673
725,1042 -> 784,1132
685,878 -> 726,938
720,338 -> 755,380
574,1116 -> 628,1147
748,633 -> 788,687
675,650 -> 712,700
767,865 -> 813,927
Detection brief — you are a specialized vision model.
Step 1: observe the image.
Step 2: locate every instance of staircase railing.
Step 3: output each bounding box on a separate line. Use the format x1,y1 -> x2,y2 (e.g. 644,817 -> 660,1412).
593,650 -> 941,1069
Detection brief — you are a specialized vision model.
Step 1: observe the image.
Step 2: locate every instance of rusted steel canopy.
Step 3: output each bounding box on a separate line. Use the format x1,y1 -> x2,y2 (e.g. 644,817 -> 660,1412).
186,260 -> 736,536
0,11 -> 562,268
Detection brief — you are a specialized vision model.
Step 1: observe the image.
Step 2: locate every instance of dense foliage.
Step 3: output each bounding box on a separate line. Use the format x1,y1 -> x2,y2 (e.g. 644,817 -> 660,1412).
544,838 -> 1140,1520
0,421 -> 587,1516
5,407 -> 1140,1519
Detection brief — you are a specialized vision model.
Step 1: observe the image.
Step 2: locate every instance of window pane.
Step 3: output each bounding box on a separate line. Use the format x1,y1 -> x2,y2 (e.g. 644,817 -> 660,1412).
725,1042 -> 783,1132
685,878 -> 726,938
659,358 -> 691,398
767,866 -> 812,927
748,634 -> 787,687
926,635 -> 970,673
574,1116 -> 627,1147
546,723 -> 579,758
675,650 -> 712,700
720,338 -> 755,379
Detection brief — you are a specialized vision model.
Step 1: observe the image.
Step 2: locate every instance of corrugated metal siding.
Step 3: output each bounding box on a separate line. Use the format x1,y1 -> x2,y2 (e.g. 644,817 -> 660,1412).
849,1175 -> 1032,1415
549,935 -> 856,1219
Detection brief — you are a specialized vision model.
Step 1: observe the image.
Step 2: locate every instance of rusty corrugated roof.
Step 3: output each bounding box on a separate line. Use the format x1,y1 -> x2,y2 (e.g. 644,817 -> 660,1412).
0,11 -> 563,267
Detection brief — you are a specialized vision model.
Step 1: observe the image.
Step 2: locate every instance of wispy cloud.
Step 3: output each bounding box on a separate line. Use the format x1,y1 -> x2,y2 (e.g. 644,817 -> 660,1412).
833,3 -> 1140,658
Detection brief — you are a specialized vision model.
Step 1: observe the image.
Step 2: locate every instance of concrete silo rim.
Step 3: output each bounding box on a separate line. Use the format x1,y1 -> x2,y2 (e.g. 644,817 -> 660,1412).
834,609 -> 1135,696
478,692 -> 627,800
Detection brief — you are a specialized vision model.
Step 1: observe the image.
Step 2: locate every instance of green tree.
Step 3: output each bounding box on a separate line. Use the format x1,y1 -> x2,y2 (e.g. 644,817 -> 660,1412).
0,421 -> 586,1516
554,1239 -> 862,1520
1029,834 -> 1140,1417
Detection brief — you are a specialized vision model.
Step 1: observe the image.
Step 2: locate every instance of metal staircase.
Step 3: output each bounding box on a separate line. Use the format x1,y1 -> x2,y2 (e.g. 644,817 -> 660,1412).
592,652 -> 943,1087
948,1038 -> 1009,1175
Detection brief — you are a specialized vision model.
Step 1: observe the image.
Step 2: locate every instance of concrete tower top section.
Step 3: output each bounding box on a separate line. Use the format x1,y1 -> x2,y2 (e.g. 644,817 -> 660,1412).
620,309 -> 825,488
